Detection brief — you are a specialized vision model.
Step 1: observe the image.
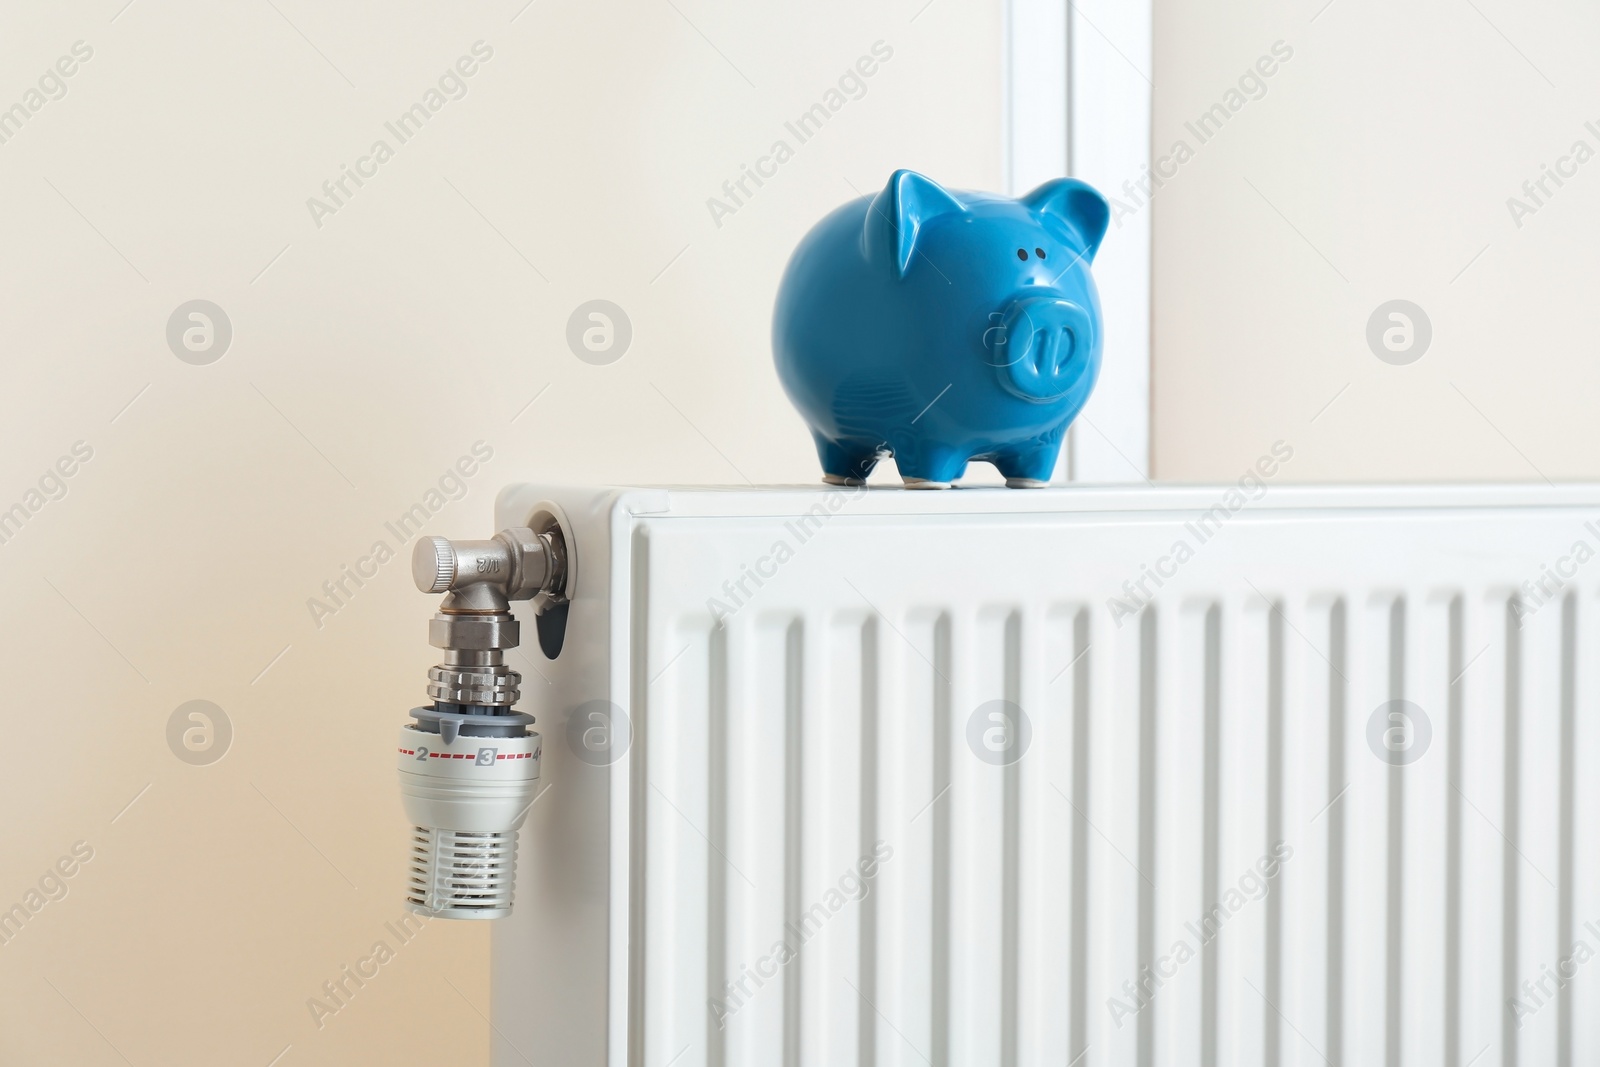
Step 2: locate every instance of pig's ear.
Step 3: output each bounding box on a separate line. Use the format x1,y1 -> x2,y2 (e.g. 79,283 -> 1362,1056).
864,169 -> 965,279
1023,178 -> 1110,262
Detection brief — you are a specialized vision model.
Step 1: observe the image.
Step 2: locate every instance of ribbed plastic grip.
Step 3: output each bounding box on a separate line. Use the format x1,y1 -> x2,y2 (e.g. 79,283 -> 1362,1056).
406,826 -> 518,919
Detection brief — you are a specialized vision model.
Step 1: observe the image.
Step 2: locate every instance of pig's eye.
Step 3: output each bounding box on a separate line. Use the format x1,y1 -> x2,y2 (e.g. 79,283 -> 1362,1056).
1035,247 -> 1047,260
1016,249 -> 1028,261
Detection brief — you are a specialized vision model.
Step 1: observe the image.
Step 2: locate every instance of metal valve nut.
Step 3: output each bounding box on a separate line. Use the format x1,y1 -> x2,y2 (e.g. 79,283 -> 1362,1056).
495,528 -> 554,600
428,613 -> 521,651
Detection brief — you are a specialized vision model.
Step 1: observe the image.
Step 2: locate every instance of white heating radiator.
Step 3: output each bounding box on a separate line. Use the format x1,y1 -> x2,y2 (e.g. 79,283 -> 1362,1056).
492,483 -> 1600,1067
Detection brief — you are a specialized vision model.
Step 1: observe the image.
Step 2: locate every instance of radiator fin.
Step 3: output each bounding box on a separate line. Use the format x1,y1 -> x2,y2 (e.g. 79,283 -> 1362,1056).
637,588 -> 1588,1067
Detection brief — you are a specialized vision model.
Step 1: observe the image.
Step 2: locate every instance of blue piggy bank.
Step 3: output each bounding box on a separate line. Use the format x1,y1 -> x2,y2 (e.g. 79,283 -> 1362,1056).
773,169 -> 1110,488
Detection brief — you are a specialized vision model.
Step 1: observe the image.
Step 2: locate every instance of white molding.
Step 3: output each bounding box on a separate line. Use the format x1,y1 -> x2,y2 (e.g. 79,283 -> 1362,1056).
1005,0 -> 1152,483
1004,0 -> 1070,197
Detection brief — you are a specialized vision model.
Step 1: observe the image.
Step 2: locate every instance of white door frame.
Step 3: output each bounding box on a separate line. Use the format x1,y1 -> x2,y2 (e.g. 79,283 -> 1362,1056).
1005,0 -> 1152,483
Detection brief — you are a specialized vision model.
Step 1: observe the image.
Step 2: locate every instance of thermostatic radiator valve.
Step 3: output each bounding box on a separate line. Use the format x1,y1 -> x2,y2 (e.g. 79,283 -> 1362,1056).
397,522 -> 568,919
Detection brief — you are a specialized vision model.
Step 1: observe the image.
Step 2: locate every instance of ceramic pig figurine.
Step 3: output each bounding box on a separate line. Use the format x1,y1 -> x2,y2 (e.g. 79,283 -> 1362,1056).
773,169 -> 1110,488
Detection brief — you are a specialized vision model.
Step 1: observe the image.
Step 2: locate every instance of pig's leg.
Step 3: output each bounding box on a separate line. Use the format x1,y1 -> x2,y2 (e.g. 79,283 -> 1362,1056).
893,441 -> 968,489
993,438 -> 1062,488
813,433 -> 882,486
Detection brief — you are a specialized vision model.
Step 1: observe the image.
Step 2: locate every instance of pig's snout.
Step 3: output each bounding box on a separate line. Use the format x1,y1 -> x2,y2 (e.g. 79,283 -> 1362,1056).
983,295 -> 1096,402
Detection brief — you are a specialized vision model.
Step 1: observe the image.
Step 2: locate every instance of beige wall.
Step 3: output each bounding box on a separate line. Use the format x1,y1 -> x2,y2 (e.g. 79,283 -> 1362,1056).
1152,1 -> 1600,482
0,3 -> 1000,1064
